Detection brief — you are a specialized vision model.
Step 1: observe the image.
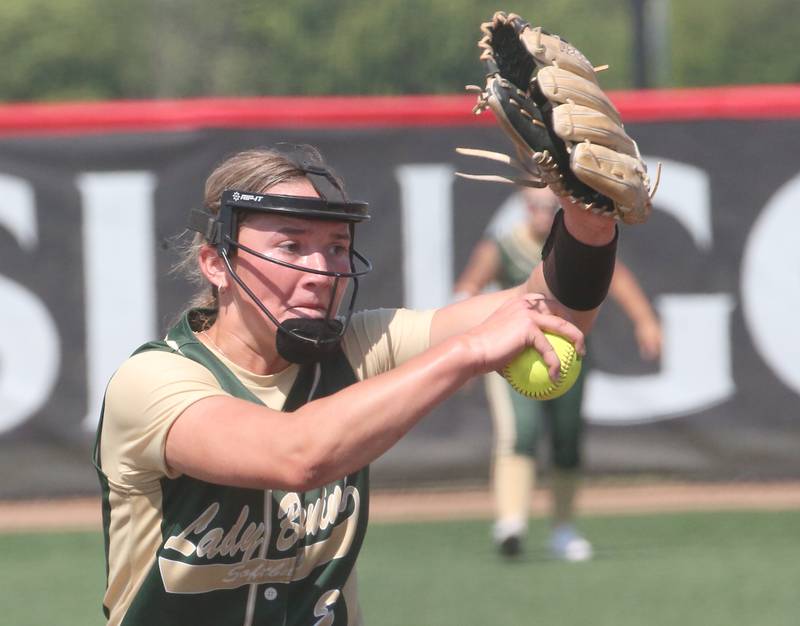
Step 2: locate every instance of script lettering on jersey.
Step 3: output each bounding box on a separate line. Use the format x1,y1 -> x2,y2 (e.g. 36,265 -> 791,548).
276,485 -> 351,551
158,486 -> 361,593
164,502 -> 267,562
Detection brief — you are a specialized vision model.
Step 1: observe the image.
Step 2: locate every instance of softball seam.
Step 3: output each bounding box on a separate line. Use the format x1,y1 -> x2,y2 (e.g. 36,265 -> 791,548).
502,343 -> 577,399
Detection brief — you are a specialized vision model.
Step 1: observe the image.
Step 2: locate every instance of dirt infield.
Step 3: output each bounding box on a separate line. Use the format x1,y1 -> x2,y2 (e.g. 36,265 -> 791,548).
2,481 -> 800,533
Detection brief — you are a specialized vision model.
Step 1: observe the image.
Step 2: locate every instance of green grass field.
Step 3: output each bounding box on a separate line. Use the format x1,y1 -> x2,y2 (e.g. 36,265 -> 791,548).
1,509 -> 797,626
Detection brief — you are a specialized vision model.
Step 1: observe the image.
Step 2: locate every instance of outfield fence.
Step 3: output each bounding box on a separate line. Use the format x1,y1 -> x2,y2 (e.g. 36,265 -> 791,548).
1,86 -> 799,498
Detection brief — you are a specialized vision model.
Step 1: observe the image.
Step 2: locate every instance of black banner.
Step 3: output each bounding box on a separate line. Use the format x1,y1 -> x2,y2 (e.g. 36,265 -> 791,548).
1,91 -> 799,497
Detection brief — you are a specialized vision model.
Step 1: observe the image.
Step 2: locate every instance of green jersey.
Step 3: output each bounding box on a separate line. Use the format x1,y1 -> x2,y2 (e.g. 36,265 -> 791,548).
94,311 -> 369,626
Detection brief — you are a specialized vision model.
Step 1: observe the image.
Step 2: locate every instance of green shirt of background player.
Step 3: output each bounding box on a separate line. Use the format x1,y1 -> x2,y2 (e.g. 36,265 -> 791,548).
454,186 -> 662,561
95,146 -> 619,626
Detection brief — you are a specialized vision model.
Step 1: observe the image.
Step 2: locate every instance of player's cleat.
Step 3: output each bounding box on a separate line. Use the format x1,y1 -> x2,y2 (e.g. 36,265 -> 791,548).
493,518 -> 526,558
549,524 -> 593,562
498,534 -> 522,558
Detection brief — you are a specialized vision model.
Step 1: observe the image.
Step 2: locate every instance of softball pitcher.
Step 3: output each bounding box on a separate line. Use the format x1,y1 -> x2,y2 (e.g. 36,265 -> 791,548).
93,146 -> 619,625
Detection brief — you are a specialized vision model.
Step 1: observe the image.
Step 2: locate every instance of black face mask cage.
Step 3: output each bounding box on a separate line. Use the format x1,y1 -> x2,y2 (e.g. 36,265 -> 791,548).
216,233 -> 371,363
186,147 -> 373,363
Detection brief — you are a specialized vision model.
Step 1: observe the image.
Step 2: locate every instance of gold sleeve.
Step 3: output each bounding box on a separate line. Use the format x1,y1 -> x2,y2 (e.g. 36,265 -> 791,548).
100,351 -> 229,486
342,308 -> 435,381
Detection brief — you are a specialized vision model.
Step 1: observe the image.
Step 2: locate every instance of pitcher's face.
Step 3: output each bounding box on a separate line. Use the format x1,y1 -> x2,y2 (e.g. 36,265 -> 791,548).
231,179 -> 353,329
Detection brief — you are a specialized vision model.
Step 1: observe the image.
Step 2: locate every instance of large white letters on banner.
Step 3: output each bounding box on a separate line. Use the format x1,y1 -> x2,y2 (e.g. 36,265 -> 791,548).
584,158 -> 735,423
0,175 -> 60,434
646,157 -> 713,251
0,156 -> 796,436
741,173 -> 800,395
396,165 -> 455,310
585,294 -> 735,423
79,172 -> 158,431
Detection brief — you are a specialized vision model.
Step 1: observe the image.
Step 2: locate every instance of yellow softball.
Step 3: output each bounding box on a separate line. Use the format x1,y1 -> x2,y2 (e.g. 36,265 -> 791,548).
502,332 -> 582,400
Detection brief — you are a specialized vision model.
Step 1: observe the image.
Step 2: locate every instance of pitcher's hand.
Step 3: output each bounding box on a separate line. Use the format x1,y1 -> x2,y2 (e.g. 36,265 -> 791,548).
463,293 -> 585,382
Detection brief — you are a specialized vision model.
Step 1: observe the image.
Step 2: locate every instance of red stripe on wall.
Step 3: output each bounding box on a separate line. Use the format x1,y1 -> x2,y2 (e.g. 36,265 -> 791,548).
0,84 -> 798,136
612,84 -> 800,121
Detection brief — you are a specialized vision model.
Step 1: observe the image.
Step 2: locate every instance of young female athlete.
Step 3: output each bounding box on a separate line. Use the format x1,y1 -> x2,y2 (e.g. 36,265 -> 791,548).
94,145 -> 618,625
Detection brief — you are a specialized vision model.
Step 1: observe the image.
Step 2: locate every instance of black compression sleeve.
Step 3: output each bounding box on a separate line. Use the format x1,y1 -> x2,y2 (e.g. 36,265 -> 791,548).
541,209 -> 618,311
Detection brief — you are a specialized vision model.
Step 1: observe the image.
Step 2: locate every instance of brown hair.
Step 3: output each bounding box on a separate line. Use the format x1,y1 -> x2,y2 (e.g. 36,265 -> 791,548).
173,145 -> 342,321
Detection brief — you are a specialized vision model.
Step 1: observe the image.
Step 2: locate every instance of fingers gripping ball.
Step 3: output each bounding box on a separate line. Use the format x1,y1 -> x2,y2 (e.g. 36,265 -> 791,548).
502,332 -> 582,400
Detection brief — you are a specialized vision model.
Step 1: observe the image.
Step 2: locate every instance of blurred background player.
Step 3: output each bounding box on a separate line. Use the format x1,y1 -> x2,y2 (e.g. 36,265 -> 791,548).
454,187 -> 662,561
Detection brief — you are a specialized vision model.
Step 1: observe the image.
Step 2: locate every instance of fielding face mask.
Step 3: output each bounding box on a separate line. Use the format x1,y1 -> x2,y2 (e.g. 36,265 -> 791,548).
187,153 -> 372,364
